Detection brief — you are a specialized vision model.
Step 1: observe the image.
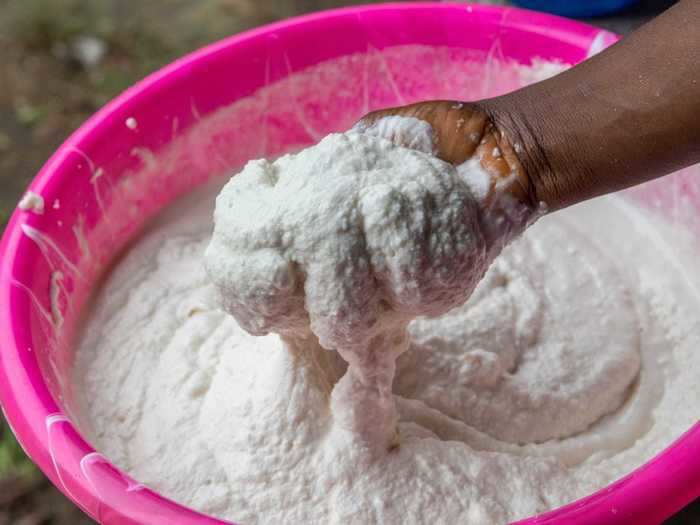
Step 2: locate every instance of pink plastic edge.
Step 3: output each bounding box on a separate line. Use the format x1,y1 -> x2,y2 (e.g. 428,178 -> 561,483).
0,3 -> 697,525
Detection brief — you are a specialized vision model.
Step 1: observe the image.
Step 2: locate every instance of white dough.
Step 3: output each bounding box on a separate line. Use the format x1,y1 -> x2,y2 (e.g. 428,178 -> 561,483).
18,191 -> 45,214
73,131 -> 700,524
205,123 -> 501,451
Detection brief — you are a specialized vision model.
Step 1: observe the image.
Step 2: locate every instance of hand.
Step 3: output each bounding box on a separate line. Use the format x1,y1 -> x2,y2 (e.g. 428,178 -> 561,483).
357,100 -> 535,210
360,1 -> 700,215
356,100 -> 543,256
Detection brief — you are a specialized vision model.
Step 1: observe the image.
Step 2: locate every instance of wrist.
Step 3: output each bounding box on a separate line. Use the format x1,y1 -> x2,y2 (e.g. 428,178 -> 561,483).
476,96 -> 550,212
466,99 -> 546,252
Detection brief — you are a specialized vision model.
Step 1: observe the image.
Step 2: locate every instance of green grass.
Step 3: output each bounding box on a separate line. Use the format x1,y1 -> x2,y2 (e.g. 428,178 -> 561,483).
3,0 -> 117,54
14,100 -> 47,127
0,420 -> 39,481
3,0 -> 179,103
0,204 -> 9,227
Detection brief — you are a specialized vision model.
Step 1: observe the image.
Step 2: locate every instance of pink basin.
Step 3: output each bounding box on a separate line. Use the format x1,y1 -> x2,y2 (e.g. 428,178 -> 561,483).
1,3 -> 700,524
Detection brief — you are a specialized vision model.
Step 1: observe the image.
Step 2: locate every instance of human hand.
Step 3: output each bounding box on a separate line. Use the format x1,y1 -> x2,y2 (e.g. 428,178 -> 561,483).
356,100 -> 542,253
357,100 -> 535,210
358,1 -> 700,217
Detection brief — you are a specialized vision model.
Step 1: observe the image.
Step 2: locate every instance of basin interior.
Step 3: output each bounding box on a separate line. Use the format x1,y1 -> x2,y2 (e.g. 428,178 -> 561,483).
4,6 -> 700,525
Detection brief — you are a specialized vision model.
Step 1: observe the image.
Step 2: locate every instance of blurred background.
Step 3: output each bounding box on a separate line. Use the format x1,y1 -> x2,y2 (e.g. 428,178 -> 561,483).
0,1 -> 693,524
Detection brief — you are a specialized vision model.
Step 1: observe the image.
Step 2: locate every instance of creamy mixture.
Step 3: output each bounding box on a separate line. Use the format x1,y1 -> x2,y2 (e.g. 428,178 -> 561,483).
205,117 -> 515,453
73,122 -> 700,524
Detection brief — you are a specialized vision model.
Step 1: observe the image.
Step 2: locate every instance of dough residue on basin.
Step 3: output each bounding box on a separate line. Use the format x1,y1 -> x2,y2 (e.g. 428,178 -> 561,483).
72,124 -> 700,524
18,191 -> 45,215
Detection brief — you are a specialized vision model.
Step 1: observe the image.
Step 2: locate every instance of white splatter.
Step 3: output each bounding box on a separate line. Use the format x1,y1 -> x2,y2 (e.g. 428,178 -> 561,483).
587,30 -> 610,59
50,271 -> 64,328
11,279 -> 54,325
45,413 -> 84,510
72,215 -> 92,261
18,191 -> 45,215
130,147 -> 158,171
21,224 -> 83,280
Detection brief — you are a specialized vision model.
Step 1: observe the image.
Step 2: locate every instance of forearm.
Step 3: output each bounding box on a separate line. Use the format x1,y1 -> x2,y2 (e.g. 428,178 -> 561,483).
483,0 -> 700,211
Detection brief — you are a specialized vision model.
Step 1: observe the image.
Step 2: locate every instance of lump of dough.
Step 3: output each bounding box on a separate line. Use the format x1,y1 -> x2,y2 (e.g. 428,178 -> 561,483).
205,122 -> 491,355
205,118 -> 499,450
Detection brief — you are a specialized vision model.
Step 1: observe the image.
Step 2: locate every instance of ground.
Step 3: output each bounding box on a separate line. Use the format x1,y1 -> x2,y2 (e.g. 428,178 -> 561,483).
0,1 -> 696,524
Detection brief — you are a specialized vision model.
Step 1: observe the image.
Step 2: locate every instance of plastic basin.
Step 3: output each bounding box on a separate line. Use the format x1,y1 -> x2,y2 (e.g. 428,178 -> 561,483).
1,3 -> 700,525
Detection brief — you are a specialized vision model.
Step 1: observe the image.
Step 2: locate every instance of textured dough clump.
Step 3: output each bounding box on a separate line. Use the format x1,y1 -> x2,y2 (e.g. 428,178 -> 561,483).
205,119 -> 492,449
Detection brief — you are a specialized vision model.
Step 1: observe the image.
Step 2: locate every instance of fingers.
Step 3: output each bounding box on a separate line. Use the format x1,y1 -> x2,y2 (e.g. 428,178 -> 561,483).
357,101 -> 533,209
359,101 -> 488,164
475,123 -> 532,208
